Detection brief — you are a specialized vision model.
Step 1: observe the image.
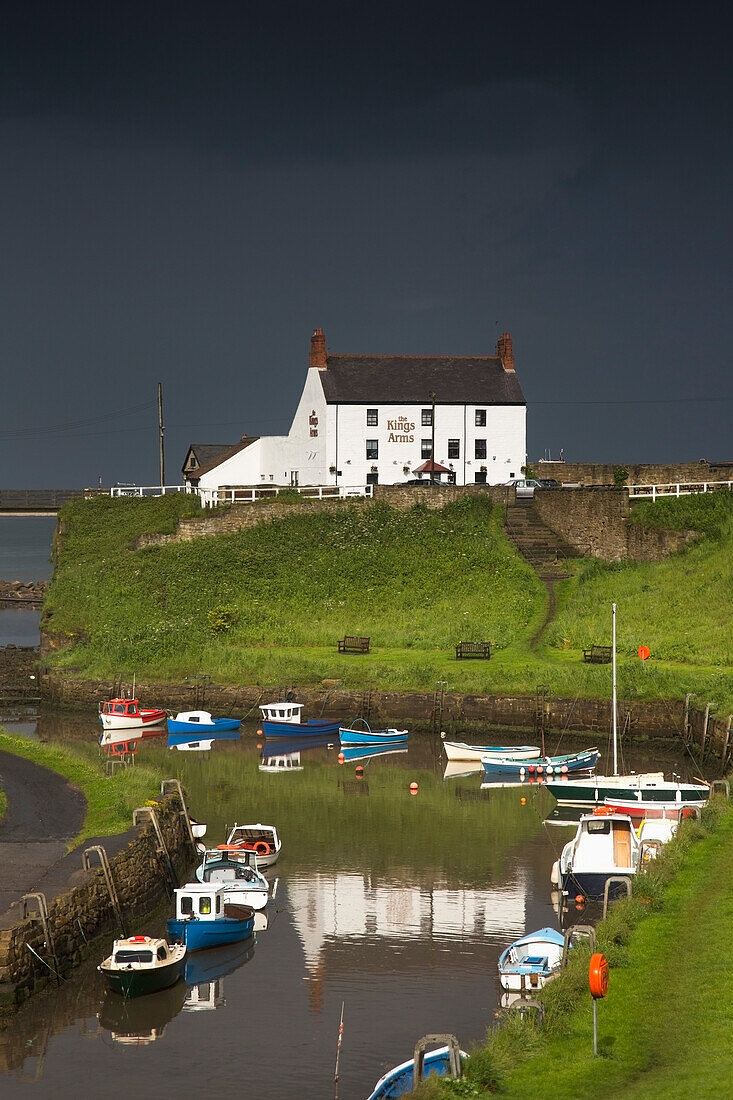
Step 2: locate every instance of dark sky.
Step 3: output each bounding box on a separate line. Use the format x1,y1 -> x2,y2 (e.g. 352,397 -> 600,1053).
1,1 -> 730,487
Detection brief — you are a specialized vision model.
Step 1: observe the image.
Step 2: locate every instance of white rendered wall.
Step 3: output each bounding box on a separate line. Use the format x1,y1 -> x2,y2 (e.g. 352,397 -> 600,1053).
329,402 -> 525,485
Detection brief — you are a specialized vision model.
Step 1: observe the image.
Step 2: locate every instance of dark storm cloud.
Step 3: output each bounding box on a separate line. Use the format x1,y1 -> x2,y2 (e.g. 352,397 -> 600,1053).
0,2 -> 730,484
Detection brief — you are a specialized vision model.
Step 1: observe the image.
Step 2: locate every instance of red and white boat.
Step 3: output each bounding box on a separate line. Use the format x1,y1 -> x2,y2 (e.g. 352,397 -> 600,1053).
603,798 -> 702,821
99,697 -> 167,733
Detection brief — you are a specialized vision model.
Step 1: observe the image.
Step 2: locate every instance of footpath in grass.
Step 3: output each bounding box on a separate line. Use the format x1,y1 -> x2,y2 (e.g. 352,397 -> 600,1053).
447,801 -> 733,1099
0,731 -> 162,846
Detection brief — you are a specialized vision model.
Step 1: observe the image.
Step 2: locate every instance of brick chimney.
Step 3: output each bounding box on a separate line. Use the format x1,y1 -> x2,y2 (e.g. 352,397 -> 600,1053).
496,331 -> 515,372
309,327 -> 328,370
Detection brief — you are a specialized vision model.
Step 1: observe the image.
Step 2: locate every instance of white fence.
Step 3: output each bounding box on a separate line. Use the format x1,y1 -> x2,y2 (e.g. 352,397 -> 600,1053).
628,480 -> 733,500
105,484 -> 374,505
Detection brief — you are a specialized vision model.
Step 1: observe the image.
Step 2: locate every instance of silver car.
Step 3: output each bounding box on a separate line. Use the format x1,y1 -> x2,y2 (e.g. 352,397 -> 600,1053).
505,477 -> 543,498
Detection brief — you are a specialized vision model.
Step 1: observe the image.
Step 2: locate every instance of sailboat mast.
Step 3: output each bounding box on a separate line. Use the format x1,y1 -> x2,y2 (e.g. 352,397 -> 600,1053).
607,602 -> 611,774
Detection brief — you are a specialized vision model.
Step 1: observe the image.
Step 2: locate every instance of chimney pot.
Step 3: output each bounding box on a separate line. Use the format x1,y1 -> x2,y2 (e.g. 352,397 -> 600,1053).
309,328 -> 328,370
497,331 -> 515,372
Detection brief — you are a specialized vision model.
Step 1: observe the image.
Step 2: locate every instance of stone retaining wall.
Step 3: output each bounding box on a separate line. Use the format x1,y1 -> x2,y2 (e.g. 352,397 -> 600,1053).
0,794 -> 194,1019
532,488 -> 697,562
533,460 -> 733,487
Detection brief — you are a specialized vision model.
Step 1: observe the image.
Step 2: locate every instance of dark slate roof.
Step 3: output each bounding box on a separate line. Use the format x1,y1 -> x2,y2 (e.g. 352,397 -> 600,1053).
319,355 -> 525,405
187,437 -> 259,478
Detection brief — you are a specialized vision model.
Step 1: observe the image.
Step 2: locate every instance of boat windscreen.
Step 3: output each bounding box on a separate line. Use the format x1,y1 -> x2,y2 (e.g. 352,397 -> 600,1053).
114,950 -> 154,964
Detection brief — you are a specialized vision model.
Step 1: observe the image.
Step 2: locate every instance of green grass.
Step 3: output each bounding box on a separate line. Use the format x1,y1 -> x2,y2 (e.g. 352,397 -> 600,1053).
0,731 -> 163,846
425,797 -> 733,1098
43,493 -> 733,711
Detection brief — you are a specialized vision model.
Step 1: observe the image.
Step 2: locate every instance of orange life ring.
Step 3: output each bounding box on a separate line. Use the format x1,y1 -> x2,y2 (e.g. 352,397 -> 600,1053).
589,952 -> 609,999
253,840 -> 271,856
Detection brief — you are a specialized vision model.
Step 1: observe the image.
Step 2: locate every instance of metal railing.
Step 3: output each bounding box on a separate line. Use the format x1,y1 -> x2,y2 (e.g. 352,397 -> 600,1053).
629,480 -> 733,500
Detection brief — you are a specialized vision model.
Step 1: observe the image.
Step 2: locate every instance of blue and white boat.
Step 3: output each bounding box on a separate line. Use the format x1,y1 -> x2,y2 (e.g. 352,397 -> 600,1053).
339,719 -> 408,746
481,747 -> 600,779
498,927 -> 565,992
194,849 -> 270,910
550,808 -> 642,900
166,884 -> 255,952
259,701 -> 341,739
367,1038 -> 466,1099
167,710 -> 241,735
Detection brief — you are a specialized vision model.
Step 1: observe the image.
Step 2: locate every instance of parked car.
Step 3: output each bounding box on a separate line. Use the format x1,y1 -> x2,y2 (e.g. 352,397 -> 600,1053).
504,478 -> 542,498
537,478 -> 561,489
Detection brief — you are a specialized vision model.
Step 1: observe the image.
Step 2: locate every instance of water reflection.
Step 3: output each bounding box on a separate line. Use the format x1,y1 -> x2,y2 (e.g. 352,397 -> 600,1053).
99,980 -> 188,1046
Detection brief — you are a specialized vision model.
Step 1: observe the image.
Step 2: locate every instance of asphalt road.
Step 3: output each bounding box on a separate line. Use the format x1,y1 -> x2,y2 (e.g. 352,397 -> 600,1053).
0,749 -> 86,924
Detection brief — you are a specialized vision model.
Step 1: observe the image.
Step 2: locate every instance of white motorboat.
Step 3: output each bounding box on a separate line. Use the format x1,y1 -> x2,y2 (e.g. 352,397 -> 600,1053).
441,734 -> 540,763
551,808 -> 642,900
498,927 -> 565,992
222,822 -> 282,869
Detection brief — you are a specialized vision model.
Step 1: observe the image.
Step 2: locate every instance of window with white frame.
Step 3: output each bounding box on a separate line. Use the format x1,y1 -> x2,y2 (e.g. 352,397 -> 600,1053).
421,439 -> 433,459
475,409 -> 486,427
366,409 -> 378,426
448,439 -> 460,460
475,439 -> 487,460
366,439 -> 379,460
421,409 -> 433,426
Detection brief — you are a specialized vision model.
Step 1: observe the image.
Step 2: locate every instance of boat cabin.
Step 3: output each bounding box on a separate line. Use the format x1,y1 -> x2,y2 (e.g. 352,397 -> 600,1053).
101,699 -> 141,718
198,850 -> 261,883
111,936 -> 173,968
568,811 -> 640,873
174,883 -> 229,922
259,701 -> 303,724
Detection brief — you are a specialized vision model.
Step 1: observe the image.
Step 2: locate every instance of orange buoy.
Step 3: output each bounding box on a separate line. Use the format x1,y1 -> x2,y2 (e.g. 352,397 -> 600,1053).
409,782 -> 418,795
355,765 -> 364,775
257,743 -> 263,750
253,840 -> 271,856
338,752 -> 345,763
589,953 -> 609,998
575,894 -> 586,906
257,729 -> 263,736
520,797 -> 526,805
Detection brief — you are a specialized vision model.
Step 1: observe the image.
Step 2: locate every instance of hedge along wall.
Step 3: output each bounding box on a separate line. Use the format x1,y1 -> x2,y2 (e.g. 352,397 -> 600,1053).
0,794 -> 194,1018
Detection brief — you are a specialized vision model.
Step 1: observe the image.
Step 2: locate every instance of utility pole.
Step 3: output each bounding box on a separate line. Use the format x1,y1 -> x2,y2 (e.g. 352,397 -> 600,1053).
157,382 -> 165,488
430,391 -> 436,485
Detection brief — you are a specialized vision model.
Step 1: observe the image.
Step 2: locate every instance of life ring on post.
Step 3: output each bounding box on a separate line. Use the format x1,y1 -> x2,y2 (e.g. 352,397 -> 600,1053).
253,841 -> 271,856
589,953 -> 609,999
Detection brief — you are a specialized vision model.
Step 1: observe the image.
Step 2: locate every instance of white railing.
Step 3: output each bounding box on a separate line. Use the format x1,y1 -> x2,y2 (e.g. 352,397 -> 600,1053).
106,484 -> 374,505
629,480 -> 733,500
199,484 -> 374,506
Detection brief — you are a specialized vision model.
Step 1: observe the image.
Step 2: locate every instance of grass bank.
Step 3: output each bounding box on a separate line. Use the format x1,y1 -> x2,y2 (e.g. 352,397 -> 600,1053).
43,493 -> 733,710
0,731 -> 163,846
425,796 -> 733,1098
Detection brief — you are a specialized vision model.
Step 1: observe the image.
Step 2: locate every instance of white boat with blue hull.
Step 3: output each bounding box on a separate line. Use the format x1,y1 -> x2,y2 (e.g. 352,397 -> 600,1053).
166,884 -> 255,952
259,700 -> 341,739
482,747 -> 600,778
167,710 -> 241,736
498,927 -> 565,992
551,808 -> 642,900
367,1036 -> 466,1099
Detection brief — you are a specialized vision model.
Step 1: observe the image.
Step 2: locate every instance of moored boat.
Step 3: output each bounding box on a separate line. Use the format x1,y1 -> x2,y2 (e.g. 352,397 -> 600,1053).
551,808 -> 642,900
481,747 -> 600,778
166,884 -> 256,951
367,1037 -> 466,1099
259,700 -> 341,739
167,710 -> 241,735
98,935 -> 186,998
194,848 -> 270,909
222,822 -> 282,869
442,735 -> 540,763
339,719 -> 408,746
498,927 -> 565,992
546,774 -> 709,806
99,696 -> 167,733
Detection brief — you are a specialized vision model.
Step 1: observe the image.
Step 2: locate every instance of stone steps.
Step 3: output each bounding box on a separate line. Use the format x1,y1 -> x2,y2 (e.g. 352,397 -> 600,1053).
504,499 -> 581,572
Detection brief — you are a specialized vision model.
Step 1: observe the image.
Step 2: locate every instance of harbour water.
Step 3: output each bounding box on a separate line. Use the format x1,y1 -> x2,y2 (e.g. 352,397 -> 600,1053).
0,516 -> 55,648
0,517 -> 699,1098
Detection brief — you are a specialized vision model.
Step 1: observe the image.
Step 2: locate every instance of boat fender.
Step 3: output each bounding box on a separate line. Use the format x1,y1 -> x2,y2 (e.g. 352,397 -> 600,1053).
593,806 -> 615,816
253,841 -> 271,856
550,861 -> 559,886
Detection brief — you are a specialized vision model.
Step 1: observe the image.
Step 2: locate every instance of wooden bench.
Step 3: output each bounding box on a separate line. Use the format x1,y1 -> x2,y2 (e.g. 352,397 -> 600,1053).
583,645 -> 612,664
338,635 -> 370,654
455,641 -> 491,660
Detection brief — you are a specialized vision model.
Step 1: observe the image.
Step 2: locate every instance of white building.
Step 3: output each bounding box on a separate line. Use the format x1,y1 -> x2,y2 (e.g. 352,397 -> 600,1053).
185,329 -> 526,492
